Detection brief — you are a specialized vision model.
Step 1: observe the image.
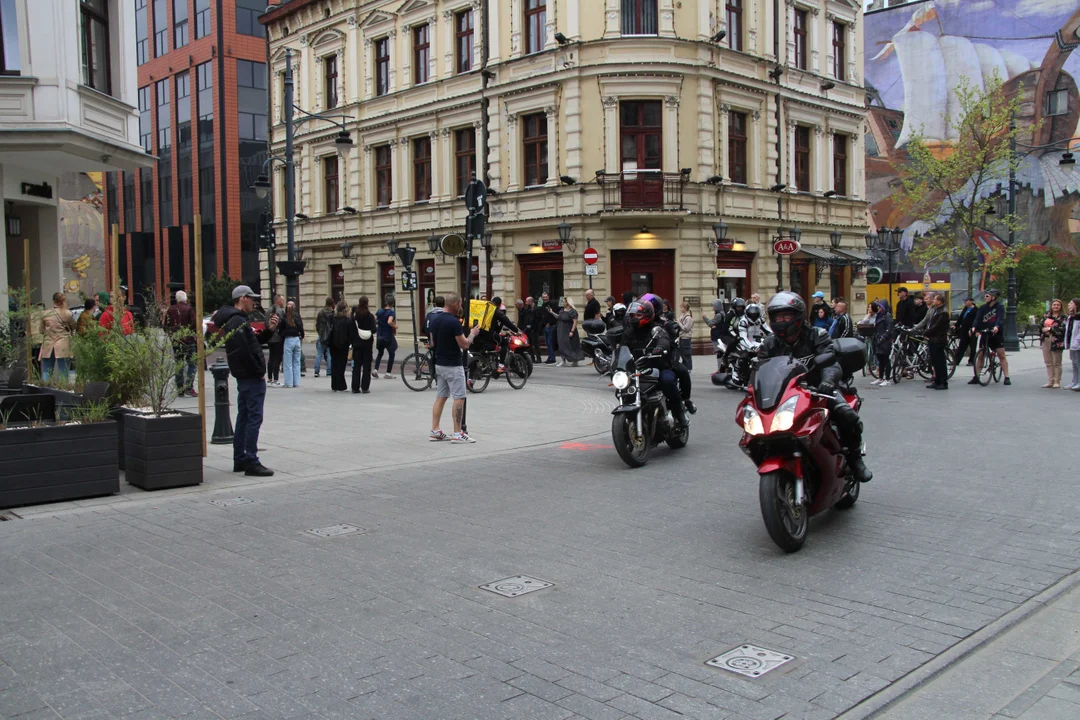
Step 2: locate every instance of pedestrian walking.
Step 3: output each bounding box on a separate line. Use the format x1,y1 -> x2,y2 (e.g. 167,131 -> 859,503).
1040,299 -> 1067,388
925,293 -> 950,390
953,296 -> 978,366
429,292 -> 481,443
211,285 -> 277,476
314,297 -> 334,378
539,292 -> 559,363
678,300 -> 694,371
555,297 -> 584,367
165,290 -> 199,396
280,301 -> 304,388
425,295 -> 445,336
869,300 -> 895,387
98,295 -> 134,335
1065,299 -> 1080,391
266,294 -> 285,387
38,292 -> 76,383
352,296 -> 376,393
76,297 -> 98,337
374,294 -> 398,379
521,297 -> 540,362
327,300 -> 354,392
584,289 -> 602,321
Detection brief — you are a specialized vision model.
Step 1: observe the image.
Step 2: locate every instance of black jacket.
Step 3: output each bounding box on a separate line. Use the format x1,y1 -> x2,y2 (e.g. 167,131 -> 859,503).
584,298 -> 602,321
519,305 -> 535,332
912,302 -> 928,325
895,296 -> 917,327
830,313 -> 854,339
316,307 -> 334,341
490,307 -> 520,335
279,315 -> 304,339
212,305 -> 273,380
925,307 -> 950,345
956,305 -> 978,335
624,319 -> 674,366
352,311 -> 377,346
758,326 -> 841,389
538,301 -> 560,328
328,314 -> 357,350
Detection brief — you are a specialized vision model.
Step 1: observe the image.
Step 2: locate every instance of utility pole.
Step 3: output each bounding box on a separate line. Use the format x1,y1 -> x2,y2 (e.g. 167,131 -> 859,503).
282,49 -> 299,306
1004,118 -> 1020,352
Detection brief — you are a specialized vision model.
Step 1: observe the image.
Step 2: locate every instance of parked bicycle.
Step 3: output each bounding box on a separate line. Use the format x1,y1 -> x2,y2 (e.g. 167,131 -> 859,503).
400,339 -> 437,392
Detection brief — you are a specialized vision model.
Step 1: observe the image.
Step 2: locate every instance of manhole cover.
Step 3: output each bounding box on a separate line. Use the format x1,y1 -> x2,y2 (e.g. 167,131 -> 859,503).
306,524 -> 364,538
479,575 -> 553,597
706,645 -> 794,678
209,497 -> 255,508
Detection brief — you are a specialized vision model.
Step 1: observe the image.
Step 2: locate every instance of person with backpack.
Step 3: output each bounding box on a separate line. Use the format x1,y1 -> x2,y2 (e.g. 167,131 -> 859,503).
374,295 -> 399,379
314,297 -> 334,378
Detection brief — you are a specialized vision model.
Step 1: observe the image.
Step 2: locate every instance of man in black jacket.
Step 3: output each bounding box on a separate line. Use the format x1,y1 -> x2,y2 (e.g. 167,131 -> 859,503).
924,293 -> 951,390
475,297 -> 522,369
830,301 -> 854,339
953,296 -> 978,365
211,285 -> 278,477
894,287 -> 916,327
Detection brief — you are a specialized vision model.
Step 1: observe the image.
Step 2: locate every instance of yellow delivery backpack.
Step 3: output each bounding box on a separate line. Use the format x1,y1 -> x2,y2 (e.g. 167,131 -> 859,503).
468,299 -> 497,331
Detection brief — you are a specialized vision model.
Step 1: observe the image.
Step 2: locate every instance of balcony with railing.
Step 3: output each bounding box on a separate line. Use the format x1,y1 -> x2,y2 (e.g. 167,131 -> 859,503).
599,170 -> 688,211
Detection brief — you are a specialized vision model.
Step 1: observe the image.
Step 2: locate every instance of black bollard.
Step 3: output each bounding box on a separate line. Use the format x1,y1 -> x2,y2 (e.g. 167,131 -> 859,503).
210,359 -> 234,444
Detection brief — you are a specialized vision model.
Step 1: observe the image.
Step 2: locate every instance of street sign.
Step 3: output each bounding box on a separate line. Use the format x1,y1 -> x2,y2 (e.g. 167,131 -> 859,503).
464,179 -> 487,212
865,267 -> 883,284
583,248 -> 599,265
440,233 -> 466,255
466,212 -> 486,239
541,239 -> 562,251
585,264 -> 598,276
401,270 -> 418,291
773,239 -> 800,255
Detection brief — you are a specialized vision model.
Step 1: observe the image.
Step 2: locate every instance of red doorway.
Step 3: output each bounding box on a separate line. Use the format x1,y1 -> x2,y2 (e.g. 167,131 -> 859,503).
611,249 -> 675,304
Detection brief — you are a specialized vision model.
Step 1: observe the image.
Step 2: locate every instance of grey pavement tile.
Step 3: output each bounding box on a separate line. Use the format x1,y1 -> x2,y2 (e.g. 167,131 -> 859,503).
0,686 -> 48,718
1013,695 -> 1080,720
657,691 -> 733,719
556,692 -> 632,720
508,673 -> 576,702
464,656 -> 524,683
510,657 -> 572,684
557,672 -> 625,703
606,692 -> 688,720
501,692 -> 575,720
604,672 -> 674,702
3,710 -> 61,720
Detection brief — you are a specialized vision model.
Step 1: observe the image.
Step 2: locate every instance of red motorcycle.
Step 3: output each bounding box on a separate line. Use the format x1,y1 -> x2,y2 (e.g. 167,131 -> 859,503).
507,332 -> 534,377
734,349 -> 863,553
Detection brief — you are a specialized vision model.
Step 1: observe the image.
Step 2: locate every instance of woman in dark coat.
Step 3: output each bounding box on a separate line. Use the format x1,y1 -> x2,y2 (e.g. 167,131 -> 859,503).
555,297 -> 584,366
870,300 -> 895,387
351,296 -> 377,394
327,300 -> 356,392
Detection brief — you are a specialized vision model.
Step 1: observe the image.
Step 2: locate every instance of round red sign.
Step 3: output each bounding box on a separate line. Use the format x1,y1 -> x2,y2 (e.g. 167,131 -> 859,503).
583,248 -> 599,265
773,239 -> 800,255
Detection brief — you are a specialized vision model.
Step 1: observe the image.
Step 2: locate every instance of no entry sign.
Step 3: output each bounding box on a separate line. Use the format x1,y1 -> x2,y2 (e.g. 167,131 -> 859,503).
583,248 -> 599,265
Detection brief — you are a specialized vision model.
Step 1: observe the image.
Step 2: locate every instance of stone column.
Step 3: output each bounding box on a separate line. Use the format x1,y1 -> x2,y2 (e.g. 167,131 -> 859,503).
602,96 -> 618,173
663,95 -> 680,174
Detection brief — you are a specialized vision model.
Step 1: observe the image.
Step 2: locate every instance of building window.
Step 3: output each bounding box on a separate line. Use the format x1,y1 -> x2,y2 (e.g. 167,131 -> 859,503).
237,0 -> 267,38
523,113 -> 549,187
156,78 -> 171,149
726,0 -> 742,52
1,0 -> 20,74
456,9 -> 474,74
324,55 -> 338,108
1047,89 -> 1069,116
379,262 -> 395,306
455,128 -> 475,196
195,0 -> 210,39
793,8 -> 808,70
140,169 -> 153,229
376,145 -> 393,207
138,86 -> 152,152
621,0 -> 657,36
80,0 -> 112,93
414,137 -> 432,203
794,125 -> 811,191
153,0 -> 167,57
176,70 -> 191,147
833,133 -> 847,197
620,100 -> 662,171
134,0 -> 148,66
728,110 -> 747,185
330,264 -> 345,302
375,37 -> 390,96
832,22 -> 846,81
237,59 -> 267,141
197,61 -> 213,144
525,0 -> 546,54
173,0 -> 188,48
323,156 -> 339,213
413,24 -> 430,84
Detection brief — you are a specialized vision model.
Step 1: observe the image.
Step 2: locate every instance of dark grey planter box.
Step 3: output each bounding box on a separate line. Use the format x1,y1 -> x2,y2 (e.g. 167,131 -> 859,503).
25,385 -> 83,421
111,408 -> 128,470
0,420 -> 120,508
124,411 -> 203,490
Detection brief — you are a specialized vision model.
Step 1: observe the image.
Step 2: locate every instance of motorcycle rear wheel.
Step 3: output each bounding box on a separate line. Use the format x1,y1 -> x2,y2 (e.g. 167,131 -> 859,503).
593,350 -> 610,375
666,422 -> 689,449
518,352 -> 534,378
612,414 -> 649,468
834,479 -> 860,510
759,471 -> 808,553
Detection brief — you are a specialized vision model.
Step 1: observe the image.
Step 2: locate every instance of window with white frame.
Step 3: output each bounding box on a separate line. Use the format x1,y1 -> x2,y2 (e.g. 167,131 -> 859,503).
1047,89 -> 1068,116
622,0 -> 658,36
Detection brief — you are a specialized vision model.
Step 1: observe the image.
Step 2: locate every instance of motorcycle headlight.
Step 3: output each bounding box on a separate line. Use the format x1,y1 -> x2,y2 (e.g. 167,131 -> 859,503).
612,371 -> 630,390
770,396 -> 799,432
742,406 -> 765,436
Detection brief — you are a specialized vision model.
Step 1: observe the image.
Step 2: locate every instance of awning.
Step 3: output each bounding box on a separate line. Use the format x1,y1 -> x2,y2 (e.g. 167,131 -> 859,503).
791,246 -> 841,262
832,249 -> 874,263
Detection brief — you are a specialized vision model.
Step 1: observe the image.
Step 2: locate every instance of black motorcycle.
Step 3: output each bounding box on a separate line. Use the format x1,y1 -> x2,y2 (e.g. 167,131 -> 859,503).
609,329 -> 690,468
581,319 -> 613,374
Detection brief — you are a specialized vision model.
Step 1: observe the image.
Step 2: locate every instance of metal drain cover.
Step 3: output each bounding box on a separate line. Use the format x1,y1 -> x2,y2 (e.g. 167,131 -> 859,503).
210,497 -> 255,508
706,645 -> 794,678
306,524 -> 364,538
480,575 -> 553,597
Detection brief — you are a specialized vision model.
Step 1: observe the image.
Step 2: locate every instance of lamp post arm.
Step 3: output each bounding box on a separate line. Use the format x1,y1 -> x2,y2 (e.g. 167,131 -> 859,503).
291,106 -> 354,133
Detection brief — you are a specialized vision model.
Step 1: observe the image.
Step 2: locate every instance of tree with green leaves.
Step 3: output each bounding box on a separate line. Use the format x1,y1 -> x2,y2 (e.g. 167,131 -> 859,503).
893,74 -> 1028,299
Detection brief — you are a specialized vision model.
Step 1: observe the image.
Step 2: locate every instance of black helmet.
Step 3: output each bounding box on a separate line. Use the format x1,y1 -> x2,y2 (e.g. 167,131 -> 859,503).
766,292 -> 806,343
745,304 -> 762,322
985,288 -> 1000,298
626,300 -> 655,328
732,297 -> 747,315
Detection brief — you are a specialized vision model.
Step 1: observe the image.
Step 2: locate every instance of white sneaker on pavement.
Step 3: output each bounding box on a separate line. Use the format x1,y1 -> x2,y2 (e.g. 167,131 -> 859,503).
383,373 -> 395,379
451,431 -> 476,444
879,379 -> 892,387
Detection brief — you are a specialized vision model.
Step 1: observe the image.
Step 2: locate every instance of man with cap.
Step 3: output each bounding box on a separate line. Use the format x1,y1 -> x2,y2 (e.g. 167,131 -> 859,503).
894,287 -> 916,328
211,285 -> 280,476
810,291 -> 830,321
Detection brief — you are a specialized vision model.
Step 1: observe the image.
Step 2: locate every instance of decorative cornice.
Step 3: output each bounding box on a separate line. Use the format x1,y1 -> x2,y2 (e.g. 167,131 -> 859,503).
544,105 -> 557,117
602,96 -> 618,108
665,95 -> 680,108
504,114 -> 517,126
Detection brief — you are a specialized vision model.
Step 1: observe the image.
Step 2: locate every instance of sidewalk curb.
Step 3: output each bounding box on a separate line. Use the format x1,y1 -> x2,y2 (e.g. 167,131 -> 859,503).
836,568 -> 1080,719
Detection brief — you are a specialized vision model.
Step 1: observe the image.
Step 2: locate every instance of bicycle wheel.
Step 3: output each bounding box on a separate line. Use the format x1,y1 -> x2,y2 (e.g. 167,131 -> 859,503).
400,353 -> 433,392
467,359 -> 490,393
991,354 -> 1002,383
890,347 -> 905,383
916,346 -> 934,380
505,353 -> 528,389
945,344 -> 958,379
977,348 -> 993,386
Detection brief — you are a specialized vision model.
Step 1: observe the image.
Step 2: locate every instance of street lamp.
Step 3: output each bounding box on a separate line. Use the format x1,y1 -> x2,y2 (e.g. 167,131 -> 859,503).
253,174 -> 272,200
386,237 -> 399,256
790,227 -> 803,244
339,240 -> 355,264
829,230 -> 842,250
555,221 -> 578,252
708,220 -> 730,251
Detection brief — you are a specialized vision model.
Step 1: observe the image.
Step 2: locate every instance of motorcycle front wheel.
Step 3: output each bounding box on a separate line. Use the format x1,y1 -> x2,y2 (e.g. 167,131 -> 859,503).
612,413 -> 649,468
759,471 -> 808,553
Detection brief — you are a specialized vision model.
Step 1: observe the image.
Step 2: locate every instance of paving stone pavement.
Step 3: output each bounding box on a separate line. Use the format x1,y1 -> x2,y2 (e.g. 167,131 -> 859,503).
1,347 -> 1074,720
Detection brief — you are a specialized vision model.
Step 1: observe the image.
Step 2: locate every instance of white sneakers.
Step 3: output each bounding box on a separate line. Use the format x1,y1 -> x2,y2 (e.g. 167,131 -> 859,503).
869,379 -> 892,387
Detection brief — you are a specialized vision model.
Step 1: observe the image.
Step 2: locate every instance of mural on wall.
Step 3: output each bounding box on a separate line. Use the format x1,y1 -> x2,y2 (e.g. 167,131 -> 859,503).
865,0 -> 1080,257
58,172 -> 107,305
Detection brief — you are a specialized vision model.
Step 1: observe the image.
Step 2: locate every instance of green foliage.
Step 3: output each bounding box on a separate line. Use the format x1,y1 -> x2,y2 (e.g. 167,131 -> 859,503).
203,273 -> 240,313
66,398 -> 112,425
1,286 -> 34,371
986,246 -> 1080,314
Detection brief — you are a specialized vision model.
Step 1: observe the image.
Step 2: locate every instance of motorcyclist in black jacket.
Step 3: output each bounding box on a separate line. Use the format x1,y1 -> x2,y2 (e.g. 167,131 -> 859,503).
758,292 -> 872,484
475,296 -> 521,369
644,295 -> 696,415
623,300 -> 689,428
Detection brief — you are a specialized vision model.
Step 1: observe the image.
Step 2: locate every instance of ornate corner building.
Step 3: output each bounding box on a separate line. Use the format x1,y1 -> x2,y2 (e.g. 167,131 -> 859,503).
262,0 -> 870,344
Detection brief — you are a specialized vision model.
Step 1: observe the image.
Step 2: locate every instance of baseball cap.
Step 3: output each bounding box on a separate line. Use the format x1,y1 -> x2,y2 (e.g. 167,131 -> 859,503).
812,291 -> 825,299
231,285 -> 261,300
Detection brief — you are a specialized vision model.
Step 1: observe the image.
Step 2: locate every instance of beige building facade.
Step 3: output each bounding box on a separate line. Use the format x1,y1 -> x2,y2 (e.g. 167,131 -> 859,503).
261,0 -> 870,348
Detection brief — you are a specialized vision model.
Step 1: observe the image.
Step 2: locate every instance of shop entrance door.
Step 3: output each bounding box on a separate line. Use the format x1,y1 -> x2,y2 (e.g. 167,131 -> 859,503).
611,250 -> 675,303
518,253 -> 565,303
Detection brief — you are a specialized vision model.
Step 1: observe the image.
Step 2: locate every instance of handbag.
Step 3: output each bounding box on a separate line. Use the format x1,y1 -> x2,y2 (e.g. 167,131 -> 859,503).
357,322 -> 373,341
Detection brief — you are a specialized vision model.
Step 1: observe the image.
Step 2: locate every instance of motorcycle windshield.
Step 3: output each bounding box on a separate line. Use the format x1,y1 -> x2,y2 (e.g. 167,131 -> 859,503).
753,357 -> 806,412
613,345 -> 633,372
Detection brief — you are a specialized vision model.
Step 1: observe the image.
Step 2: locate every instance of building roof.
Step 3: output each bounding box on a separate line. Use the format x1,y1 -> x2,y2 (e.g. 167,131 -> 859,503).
260,0 -> 317,26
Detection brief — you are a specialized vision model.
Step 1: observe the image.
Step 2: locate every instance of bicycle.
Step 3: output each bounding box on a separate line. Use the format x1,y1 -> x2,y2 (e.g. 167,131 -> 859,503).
467,343 -> 529,393
975,330 -> 1002,386
400,339 -> 437,392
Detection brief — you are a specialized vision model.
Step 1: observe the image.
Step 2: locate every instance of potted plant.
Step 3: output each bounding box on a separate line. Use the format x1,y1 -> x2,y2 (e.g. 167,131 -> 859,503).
0,397 -> 119,507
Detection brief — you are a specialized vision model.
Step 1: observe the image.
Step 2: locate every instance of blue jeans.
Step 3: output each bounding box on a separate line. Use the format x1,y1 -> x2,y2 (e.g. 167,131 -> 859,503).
283,336 -> 302,387
544,326 -> 556,362
41,354 -> 69,383
314,338 -> 331,375
174,344 -> 196,392
234,377 -> 266,466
